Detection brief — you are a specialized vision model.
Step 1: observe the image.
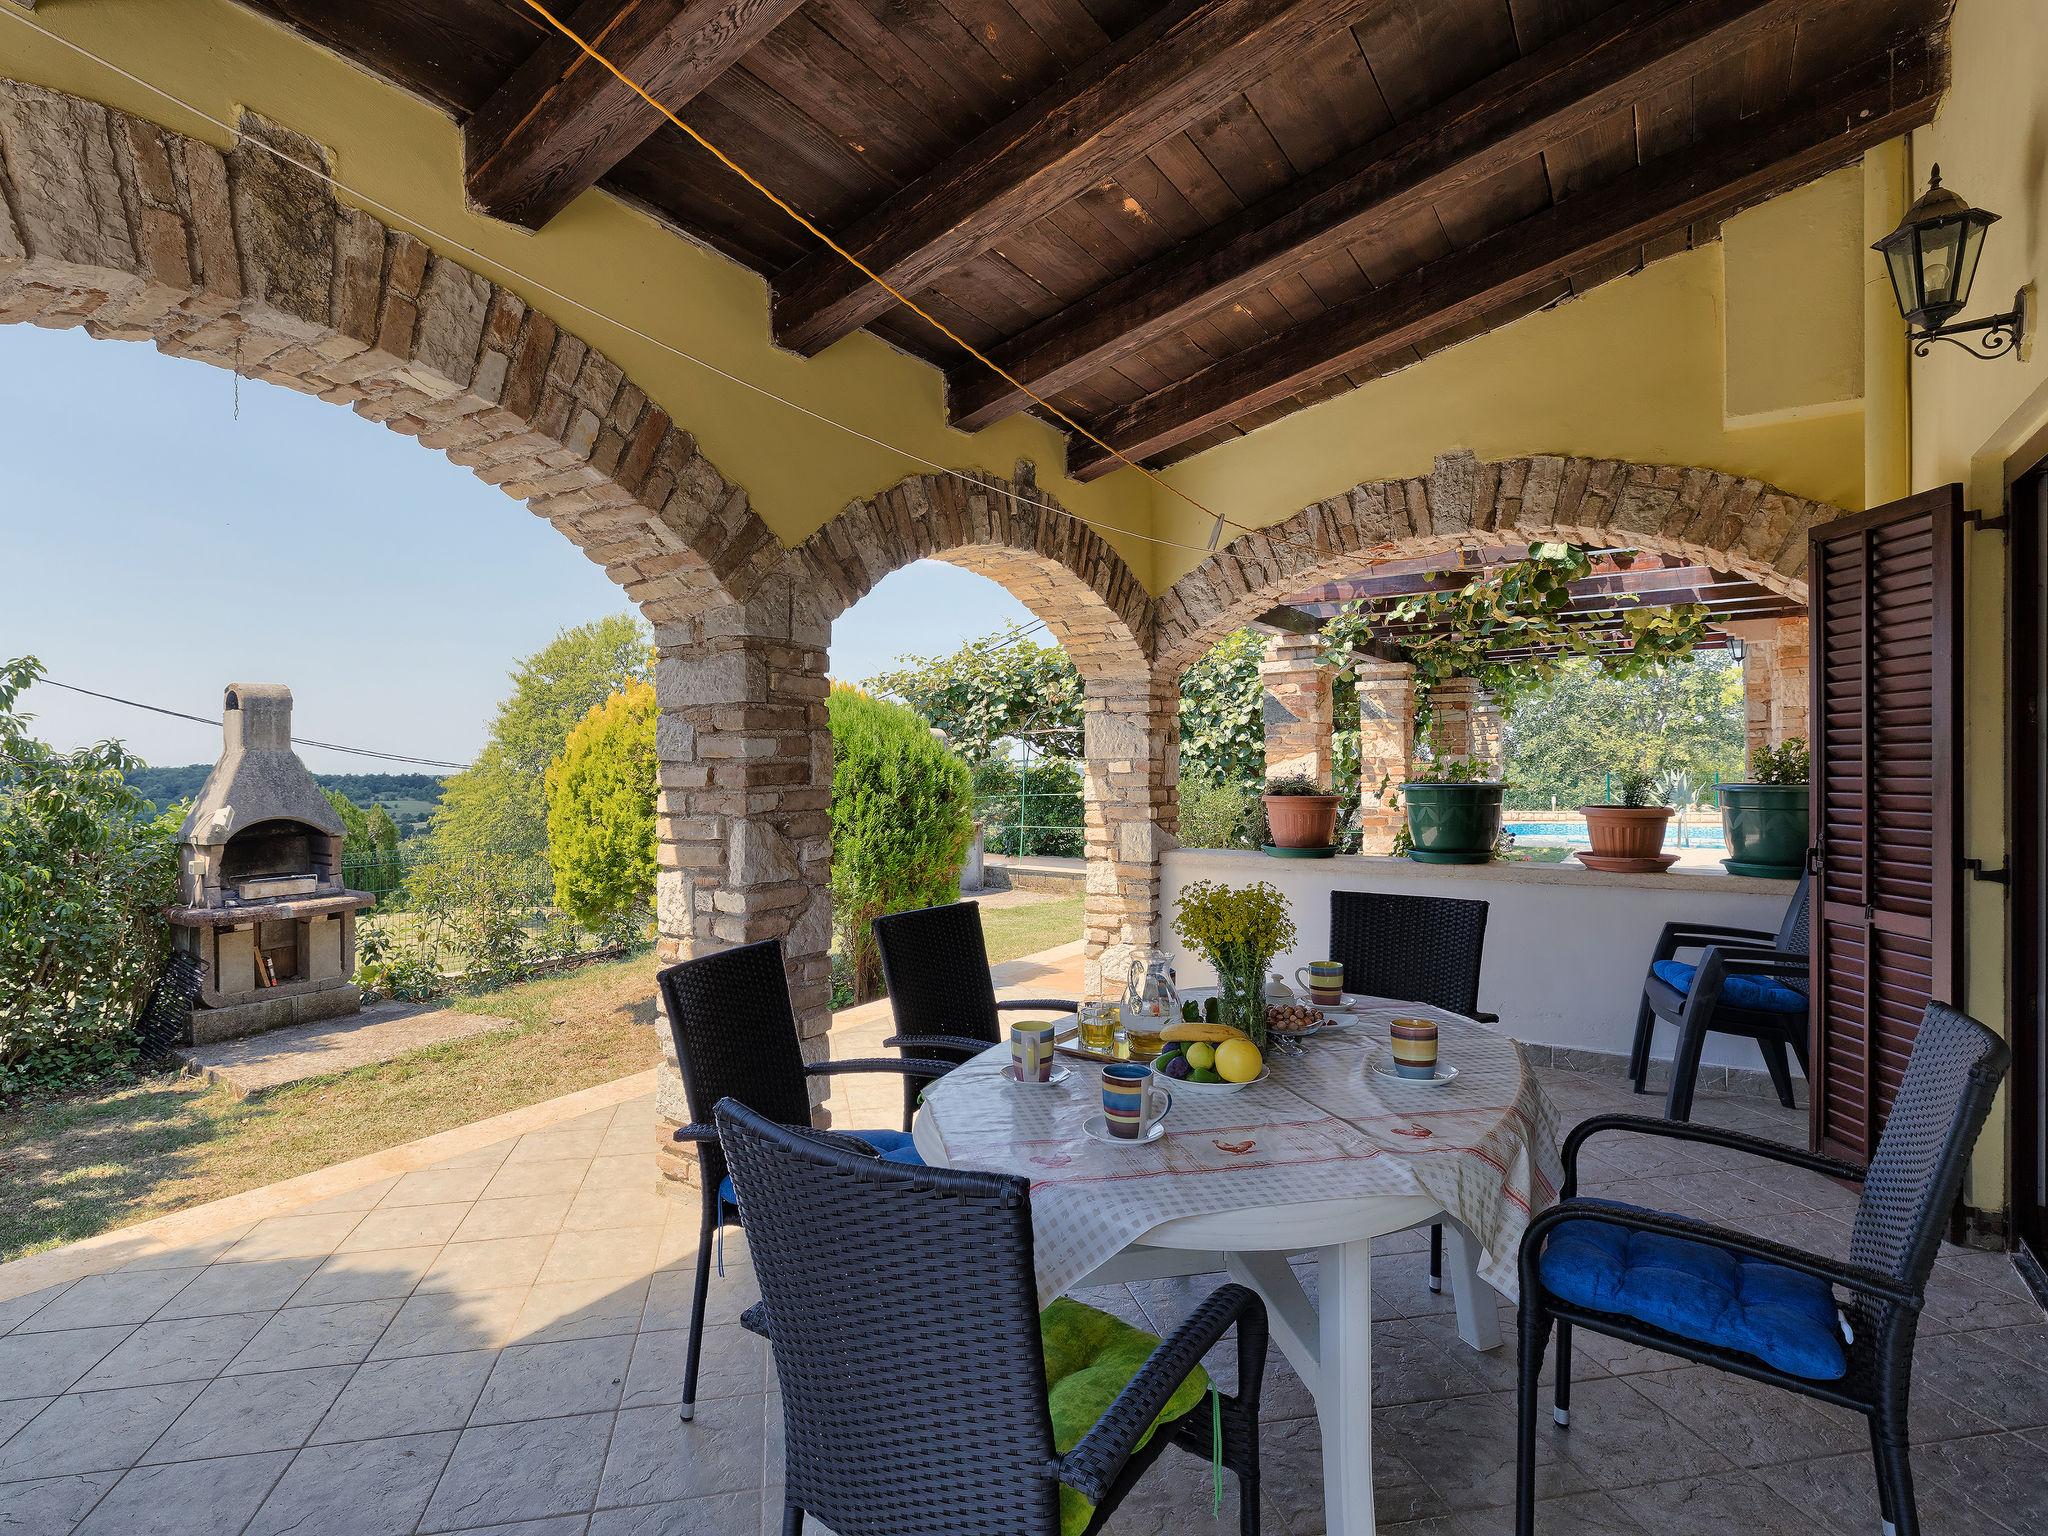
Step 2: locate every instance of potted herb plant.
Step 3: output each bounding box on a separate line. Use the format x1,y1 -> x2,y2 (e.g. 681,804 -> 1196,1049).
1172,879 -> 1297,1047
1578,769 -> 1677,872
1717,738 -> 1809,878
1261,773 -> 1341,854
1400,757 -> 1507,864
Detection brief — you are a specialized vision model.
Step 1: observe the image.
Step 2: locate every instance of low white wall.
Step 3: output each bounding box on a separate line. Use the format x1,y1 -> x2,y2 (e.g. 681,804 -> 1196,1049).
1159,848 -> 1799,1075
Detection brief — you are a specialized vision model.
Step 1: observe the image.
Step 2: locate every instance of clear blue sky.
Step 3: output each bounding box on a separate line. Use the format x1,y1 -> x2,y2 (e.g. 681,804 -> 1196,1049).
1,325 -> 1033,773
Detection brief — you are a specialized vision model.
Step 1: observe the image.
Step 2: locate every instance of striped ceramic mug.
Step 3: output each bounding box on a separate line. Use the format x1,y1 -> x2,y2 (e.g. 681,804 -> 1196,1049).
1101,1061 -> 1172,1138
1388,1017 -> 1440,1080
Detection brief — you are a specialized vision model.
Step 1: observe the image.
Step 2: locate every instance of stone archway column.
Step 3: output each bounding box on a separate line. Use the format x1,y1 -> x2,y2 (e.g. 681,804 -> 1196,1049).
651,579 -> 833,1198
1730,615 -> 1810,757
1259,632 -> 1334,787
1081,675 -> 1179,998
1353,657 -> 1414,854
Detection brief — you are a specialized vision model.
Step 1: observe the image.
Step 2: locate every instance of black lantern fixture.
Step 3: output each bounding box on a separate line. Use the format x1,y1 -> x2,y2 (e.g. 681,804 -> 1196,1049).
1874,165 -> 2027,360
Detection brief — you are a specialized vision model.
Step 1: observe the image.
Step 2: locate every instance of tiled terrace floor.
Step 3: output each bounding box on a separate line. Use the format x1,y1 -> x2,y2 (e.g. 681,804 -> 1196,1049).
1,1016 -> 2042,1535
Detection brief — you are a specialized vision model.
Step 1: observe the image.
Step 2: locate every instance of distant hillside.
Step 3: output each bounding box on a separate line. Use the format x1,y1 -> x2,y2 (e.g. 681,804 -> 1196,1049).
128,766 -> 447,834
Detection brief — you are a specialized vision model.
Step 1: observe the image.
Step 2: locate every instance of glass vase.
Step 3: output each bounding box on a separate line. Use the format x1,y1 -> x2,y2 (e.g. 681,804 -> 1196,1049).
1215,959 -> 1268,1050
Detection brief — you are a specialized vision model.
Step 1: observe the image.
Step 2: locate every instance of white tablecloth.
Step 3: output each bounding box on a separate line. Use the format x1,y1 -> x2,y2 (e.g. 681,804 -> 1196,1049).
920,1005 -> 1566,1306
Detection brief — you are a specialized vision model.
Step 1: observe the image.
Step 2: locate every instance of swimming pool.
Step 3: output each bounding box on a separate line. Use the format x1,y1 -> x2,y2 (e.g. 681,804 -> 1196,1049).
1504,818 -> 1729,850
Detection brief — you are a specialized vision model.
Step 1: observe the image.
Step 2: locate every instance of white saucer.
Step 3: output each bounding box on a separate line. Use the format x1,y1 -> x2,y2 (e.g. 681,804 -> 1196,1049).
1083,1113 -> 1166,1146
1002,1063 -> 1072,1086
1370,1059 -> 1459,1087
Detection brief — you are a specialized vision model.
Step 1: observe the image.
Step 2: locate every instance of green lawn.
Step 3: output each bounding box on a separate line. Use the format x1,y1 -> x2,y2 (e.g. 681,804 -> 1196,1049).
981,894 -> 1085,964
0,898 -> 1085,1263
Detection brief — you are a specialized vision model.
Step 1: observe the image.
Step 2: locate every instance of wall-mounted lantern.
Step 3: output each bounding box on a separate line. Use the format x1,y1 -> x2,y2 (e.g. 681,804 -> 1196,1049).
1874,165 -> 2028,360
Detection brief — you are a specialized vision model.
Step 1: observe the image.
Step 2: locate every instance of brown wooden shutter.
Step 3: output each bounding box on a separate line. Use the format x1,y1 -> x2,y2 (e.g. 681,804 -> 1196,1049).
1808,486 -> 1964,1165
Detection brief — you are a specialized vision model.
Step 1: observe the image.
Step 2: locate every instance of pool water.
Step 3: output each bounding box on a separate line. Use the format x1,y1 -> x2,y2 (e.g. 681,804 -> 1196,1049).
1504,818 -> 1728,851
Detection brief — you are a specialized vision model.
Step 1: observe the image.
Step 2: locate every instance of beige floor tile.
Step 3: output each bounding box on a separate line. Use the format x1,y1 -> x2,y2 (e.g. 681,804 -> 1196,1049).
215,1212 -> 366,1264
536,1226 -> 664,1286
452,1194 -> 575,1244
480,1159 -> 591,1200
335,1202 -> 471,1253
414,1235 -> 556,1296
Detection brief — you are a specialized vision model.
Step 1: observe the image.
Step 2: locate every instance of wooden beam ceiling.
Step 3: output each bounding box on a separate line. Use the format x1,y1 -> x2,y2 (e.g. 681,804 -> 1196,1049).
948,0 -> 1823,432
1066,31 -> 1946,478
464,0 -> 804,229
768,0 -> 1365,357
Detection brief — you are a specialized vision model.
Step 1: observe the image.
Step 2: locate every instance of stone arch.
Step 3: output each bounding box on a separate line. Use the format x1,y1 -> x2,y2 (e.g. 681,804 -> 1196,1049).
794,471 -> 1169,992
1154,451 -> 1838,670
790,469 -> 1154,683
0,81 -> 781,628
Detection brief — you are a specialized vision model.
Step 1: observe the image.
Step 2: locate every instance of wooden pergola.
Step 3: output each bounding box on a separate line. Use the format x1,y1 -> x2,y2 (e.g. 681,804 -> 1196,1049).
242,0 -> 1946,476
1258,544 -> 1806,664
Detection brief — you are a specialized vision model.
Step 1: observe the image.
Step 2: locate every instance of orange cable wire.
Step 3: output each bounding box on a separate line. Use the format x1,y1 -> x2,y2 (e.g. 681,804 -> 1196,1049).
517,0 -> 1237,540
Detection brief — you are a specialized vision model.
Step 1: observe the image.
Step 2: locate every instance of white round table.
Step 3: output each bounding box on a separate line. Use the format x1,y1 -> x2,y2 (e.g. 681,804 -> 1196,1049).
910,1017 -> 1545,1536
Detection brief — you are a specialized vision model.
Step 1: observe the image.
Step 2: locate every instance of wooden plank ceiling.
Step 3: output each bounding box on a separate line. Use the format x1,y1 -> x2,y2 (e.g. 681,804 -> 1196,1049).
238,0 -> 1953,478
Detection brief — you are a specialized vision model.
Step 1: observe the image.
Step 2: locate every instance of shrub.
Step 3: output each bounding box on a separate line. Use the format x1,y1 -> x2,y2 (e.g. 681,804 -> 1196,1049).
829,686 -> 975,1001
545,680 -> 658,930
1178,776 -> 1257,849
0,657 -> 178,1094
1750,737 -> 1810,785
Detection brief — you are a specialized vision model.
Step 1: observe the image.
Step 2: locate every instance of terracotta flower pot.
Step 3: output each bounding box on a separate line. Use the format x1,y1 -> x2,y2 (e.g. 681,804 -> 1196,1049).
1262,793 -> 1340,849
1577,805 -> 1677,872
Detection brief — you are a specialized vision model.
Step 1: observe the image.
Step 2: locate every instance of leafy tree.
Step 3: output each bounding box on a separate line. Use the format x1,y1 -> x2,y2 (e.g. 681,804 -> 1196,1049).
544,680 -> 658,930
1501,652 -> 1745,810
1178,629 -> 1267,790
868,637 -> 1082,765
0,656 -> 178,1093
428,613 -> 652,875
829,685 -> 976,1001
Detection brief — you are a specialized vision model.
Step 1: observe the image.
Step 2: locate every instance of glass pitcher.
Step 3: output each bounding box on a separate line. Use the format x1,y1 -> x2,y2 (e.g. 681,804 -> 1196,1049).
1121,950 -> 1178,1060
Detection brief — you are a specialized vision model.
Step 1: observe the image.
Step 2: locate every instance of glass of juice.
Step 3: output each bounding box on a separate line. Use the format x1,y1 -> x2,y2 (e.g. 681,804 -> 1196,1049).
1078,1001 -> 1118,1055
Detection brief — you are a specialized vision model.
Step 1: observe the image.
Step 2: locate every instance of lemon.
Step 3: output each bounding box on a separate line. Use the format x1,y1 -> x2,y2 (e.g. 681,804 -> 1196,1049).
1185,1041 -> 1216,1072
1214,1038 -> 1262,1083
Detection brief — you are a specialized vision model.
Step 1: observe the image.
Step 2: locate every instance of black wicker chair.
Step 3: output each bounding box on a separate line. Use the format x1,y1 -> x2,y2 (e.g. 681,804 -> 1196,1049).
1627,871 -> 1811,1120
874,900 -> 1079,1131
1329,889 -> 1496,1290
1515,1000 -> 2009,1536
714,1097 -> 1269,1536
657,939 -> 959,1423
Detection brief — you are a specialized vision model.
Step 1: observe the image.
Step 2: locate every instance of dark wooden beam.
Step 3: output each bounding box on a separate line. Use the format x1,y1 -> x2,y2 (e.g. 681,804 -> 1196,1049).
1255,606 -> 1408,665
950,0 -> 1824,431
464,0 -> 803,230
1067,34 -> 1946,479
769,0 -> 1361,356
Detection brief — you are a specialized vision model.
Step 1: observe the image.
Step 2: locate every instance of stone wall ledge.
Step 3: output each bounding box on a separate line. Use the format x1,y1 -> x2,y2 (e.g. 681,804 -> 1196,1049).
1168,846 -> 1795,898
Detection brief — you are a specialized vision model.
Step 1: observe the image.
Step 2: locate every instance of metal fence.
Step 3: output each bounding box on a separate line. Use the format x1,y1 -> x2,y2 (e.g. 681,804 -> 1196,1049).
972,734 -> 1084,858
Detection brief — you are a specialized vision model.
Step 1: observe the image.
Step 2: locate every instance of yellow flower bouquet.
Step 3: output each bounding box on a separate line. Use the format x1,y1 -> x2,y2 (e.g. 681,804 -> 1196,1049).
1173,880 -> 1297,1046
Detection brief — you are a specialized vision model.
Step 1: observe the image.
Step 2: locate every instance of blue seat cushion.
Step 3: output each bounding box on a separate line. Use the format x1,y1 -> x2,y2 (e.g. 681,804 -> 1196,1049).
1540,1213 -> 1847,1379
719,1128 -> 921,1206
1652,959 -> 1807,1013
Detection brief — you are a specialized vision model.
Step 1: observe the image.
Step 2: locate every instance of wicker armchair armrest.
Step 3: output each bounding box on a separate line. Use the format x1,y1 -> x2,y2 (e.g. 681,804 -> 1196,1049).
1561,1113 -> 1863,1194
881,1033 -> 993,1060
804,1056 -> 965,1080
1057,1283 -> 1264,1506
1709,948 -> 1808,980
1521,1198 -> 1921,1309
997,997 -> 1079,1014
671,1123 -> 719,1145
1650,921 -> 1778,962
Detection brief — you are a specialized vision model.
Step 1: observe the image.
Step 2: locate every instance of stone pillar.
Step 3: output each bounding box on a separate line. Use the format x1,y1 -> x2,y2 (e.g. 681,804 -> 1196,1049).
1732,616 -> 1811,759
1427,676 -> 1502,771
1082,674 -> 1179,998
1258,632 -> 1333,787
652,578 -> 833,1198
1353,658 -> 1415,854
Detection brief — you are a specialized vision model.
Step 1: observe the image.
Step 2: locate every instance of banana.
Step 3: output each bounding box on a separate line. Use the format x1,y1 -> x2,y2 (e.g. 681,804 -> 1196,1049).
1161,1020 -> 1250,1045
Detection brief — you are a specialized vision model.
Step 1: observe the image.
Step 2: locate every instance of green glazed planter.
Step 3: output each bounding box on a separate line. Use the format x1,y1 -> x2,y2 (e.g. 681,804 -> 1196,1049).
1716,783 -> 1809,878
1400,782 -> 1506,864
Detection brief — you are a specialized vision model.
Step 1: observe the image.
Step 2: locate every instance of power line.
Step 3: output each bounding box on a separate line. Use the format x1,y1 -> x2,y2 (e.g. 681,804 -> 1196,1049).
34,679 -> 470,770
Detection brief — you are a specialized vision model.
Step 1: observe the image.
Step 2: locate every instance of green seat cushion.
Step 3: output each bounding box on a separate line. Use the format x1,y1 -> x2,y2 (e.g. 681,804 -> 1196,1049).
1042,1297 -> 1212,1536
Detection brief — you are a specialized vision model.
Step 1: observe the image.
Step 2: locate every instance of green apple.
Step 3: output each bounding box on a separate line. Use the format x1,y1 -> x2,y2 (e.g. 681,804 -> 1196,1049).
1186,1041 -> 1216,1072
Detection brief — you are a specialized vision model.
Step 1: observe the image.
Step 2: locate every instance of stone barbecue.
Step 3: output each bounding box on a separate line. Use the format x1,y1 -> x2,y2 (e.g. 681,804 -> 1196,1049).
166,684 -> 374,1043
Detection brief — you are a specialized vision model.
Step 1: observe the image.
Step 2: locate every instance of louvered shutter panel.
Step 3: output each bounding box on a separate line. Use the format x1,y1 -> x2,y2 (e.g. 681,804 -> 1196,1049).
1808,487 -> 1963,1166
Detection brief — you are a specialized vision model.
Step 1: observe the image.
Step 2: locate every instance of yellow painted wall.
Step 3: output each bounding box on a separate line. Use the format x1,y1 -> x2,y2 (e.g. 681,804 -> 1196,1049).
1150,190 -> 1871,584
0,0 -> 1166,582
1902,0 -> 2048,1213
1724,166 -> 1864,426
